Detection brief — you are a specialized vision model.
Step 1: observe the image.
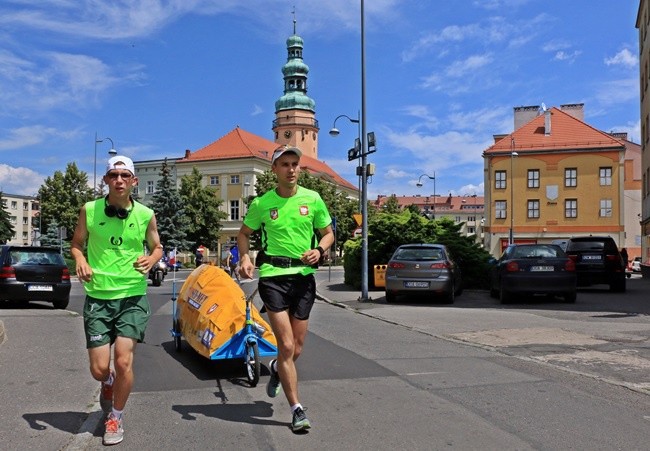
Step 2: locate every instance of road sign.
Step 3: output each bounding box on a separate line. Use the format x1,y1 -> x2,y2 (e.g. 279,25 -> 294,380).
353,214 -> 362,226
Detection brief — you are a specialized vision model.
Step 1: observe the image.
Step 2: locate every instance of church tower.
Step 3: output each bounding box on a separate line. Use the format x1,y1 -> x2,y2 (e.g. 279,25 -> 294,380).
272,17 -> 319,159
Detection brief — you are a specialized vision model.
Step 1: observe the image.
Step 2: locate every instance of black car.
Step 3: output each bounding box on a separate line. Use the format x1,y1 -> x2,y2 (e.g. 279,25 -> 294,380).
0,245 -> 71,309
489,244 -> 577,303
564,236 -> 626,292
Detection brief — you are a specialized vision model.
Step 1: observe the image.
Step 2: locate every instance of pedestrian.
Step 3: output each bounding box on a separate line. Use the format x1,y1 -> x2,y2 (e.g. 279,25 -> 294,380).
195,248 -> 204,267
226,245 -> 239,278
237,146 -> 334,432
71,155 -> 162,446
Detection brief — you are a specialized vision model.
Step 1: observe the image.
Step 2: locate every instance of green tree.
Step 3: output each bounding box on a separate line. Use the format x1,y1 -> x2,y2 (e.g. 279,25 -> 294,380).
381,195 -> 401,214
0,191 -> 15,243
179,166 -> 227,250
39,163 -> 93,242
148,159 -> 192,252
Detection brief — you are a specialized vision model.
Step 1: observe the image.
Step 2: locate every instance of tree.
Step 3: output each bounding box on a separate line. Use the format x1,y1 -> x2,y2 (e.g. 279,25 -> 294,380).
179,166 -> 227,251
148,159 -> 192,252
0,191 -> 15,243
381,195 -> 401,214
39,163 -> 93,242
253,170 -> 358,254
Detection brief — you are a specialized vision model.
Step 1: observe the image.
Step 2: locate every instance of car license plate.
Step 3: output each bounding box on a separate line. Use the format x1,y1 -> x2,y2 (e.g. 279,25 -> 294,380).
531,266 -> 554,272
583,255 -> 601,261
404,281 -> 429,288
28,285 -> 53,292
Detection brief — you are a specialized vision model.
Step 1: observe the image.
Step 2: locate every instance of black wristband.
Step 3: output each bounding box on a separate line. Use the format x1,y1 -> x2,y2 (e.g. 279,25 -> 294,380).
316,246 -> 325,258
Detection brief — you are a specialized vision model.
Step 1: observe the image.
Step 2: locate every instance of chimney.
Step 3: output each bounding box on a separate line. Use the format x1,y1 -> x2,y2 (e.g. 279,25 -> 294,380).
184,149 -> 191,158
544,110 -> 551,136
560,103 -> 584,121
514,105 -> 540,130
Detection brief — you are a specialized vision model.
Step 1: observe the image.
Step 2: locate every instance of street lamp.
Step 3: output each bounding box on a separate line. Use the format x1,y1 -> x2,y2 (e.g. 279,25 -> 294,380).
416,173 -> 436,219
330,113 -> 361,210
509,138 -> 518,245
94,133 -> 116,195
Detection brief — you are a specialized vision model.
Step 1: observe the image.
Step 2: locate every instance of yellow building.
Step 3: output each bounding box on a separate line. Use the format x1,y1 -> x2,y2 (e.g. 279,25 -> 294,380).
636,0 -> 650,270
483,104 -> 631,257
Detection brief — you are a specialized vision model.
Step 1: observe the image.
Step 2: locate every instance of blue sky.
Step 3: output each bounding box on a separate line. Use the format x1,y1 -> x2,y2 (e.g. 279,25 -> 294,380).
0,0 -> 641,200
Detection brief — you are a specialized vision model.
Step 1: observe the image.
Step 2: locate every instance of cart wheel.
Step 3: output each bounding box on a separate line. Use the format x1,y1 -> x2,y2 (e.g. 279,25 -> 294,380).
173,320 -> 182,352
245,341 -> 260,387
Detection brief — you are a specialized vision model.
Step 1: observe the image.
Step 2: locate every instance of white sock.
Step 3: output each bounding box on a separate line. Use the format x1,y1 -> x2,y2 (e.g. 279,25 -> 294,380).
291,403 -> 303,413
111,408 -> 123,419
271,359 -> 278,373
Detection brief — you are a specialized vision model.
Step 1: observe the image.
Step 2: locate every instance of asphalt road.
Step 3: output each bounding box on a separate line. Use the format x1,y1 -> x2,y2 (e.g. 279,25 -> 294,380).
1,268 -> 649,450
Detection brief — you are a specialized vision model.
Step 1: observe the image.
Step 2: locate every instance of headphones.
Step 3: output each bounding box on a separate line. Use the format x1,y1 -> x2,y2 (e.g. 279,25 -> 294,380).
104,196 -> 133,220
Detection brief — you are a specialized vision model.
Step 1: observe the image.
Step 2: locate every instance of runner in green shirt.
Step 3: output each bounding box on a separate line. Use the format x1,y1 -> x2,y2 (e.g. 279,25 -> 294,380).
238,146 -> 334,432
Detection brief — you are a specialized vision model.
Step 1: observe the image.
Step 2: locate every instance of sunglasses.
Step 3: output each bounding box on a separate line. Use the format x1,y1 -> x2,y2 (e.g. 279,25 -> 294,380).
107,172 -> 134,181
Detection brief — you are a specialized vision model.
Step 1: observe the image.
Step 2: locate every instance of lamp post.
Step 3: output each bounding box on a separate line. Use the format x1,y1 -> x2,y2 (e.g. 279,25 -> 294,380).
416,173 -> 436,219
329,112 -> 361,210
94,133 -> 116,195
509,138 -> 518,245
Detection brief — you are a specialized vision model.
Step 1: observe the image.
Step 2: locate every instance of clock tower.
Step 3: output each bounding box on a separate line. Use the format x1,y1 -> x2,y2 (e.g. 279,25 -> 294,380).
272,18 -> 318,159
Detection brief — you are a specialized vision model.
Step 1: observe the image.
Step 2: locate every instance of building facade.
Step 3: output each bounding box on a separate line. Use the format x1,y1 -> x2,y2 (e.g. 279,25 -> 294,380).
636,1 -> 650,268
482,104 -> 640,258
1,193 -> 40,246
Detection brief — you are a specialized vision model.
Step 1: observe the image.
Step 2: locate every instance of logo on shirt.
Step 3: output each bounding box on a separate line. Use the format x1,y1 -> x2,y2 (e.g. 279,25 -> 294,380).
110,236 -> 123,246
300,205 -> 309,215
270,209 -> 279,220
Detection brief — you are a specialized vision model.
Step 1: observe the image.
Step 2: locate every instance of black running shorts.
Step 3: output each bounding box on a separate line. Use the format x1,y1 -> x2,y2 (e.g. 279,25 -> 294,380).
258,274 -> 316,320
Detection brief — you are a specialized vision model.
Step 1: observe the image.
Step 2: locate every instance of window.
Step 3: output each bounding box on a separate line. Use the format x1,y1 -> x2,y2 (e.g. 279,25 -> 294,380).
495,171 -> 506,189
565,199 -> 577,218
132,186 -> 139,195
565,168 -> 577,187
455,216 -> 461,222
146,181 -> 154,194
10,216 -> 16,224
599,199 -> 612,217
22,217 -> 28,225
230,175 -> 240,184
527,200 -> 540,218
11,201 -> 17,209
527,170 -> 540,188
599,167 -> 612,186
495,200 -> 507,219
230,200 -> 240,220
23,202 -> 28,210
210,176 -> 219,186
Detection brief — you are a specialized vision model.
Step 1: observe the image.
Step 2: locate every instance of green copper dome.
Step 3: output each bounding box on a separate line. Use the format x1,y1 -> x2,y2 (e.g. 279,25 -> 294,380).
275,33 -> 315,113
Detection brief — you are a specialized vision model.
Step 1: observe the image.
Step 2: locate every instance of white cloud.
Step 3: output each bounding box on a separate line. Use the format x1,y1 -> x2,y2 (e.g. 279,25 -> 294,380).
604,49 -> 638,68
251,104 -> 264,116
0,164 -> 45,196
594,78 -> 639,106
445,54 -> 493,77
553,50 -> 581,63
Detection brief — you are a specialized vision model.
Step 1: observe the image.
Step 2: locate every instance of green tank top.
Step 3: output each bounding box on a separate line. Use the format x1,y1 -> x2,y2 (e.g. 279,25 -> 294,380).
243,186 -> 331,277
84,198 -> 154,299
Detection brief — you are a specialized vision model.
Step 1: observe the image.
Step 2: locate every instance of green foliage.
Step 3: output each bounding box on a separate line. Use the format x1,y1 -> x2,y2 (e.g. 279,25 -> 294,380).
344,211 -> 492,290
382,195 -> 401,214
0,191 -> 15,243
179,166 -> 227,250
39,163 -> 93,241
148,159 -> 192,252
253,169 -> 358,254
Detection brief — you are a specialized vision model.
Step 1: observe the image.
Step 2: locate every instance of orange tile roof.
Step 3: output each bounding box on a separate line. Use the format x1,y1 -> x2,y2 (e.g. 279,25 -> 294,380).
178,127 -> 356,190
484,107 -> 625,155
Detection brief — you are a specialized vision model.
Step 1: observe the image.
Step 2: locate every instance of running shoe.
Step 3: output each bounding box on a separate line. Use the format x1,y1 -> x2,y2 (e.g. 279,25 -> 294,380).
99,370 -> 115,413
291,407 -> 311,432
266,359 -> 281,398
103,413 -> 124,445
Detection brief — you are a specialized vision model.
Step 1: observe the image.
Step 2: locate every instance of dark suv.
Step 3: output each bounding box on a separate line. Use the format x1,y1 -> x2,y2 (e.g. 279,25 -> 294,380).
0,245 -> 71,309
564,236 -> 626,292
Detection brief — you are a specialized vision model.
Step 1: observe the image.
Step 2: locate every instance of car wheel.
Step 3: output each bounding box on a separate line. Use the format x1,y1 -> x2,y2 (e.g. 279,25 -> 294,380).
52,298 -> 69,309
563,292 -> 577,303
385,292 -> 397,303
489,286 -> 499,298
444,287 -> 455,304
499,285 -> 511,304
454,282 -> 463,297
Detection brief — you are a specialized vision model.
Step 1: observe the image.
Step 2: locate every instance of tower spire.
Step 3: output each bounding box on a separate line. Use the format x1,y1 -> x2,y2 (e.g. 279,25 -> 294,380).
292,6 -> 297,34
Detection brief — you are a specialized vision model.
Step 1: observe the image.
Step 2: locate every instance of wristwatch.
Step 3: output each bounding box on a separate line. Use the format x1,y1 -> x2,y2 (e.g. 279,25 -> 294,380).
316,246 -> 325,258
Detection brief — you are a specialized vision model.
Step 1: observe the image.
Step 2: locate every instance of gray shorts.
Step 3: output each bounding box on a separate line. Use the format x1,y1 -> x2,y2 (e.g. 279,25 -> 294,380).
258,274 -> 316,320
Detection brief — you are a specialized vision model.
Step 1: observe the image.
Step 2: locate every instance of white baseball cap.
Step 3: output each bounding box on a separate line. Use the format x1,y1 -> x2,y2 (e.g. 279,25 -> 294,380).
271,146 -> 302,164
106,155 -> 135,175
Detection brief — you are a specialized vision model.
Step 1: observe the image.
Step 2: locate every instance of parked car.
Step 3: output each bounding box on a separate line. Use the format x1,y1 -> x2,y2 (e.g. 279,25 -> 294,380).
631,257 -> 642,273
0,245 -> 71,309
564,236 -> 626,292
489,244 -> 576,303
384,243 -> 462,303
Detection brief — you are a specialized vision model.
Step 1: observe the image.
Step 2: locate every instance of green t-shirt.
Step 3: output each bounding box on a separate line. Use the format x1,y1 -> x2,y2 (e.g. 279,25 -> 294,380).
243,186 -> 331,277
84,198 -> 154,299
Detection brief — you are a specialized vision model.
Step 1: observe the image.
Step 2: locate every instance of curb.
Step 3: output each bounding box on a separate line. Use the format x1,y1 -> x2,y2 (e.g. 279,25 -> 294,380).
0,320 -> 5,346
